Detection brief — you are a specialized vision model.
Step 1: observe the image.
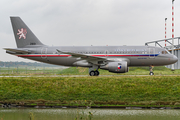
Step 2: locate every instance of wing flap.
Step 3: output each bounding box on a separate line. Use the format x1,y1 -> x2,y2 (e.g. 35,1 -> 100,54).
56,49 -> 107,65
57,49 -> 106,60
56,49 -> 130,65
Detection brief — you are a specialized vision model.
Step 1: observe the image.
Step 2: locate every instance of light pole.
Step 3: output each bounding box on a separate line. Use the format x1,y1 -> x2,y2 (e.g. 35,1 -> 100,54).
172,0 -> 175,71
165,18 -> 167,48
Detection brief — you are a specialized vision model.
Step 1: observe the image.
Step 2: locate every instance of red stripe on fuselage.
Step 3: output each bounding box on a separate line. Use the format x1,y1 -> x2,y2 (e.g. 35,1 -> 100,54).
17,54 -> 150,57
17,55 -> 71,57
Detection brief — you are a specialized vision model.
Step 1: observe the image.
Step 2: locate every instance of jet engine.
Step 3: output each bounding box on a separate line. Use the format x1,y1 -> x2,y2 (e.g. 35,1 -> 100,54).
100,61 -> 128,73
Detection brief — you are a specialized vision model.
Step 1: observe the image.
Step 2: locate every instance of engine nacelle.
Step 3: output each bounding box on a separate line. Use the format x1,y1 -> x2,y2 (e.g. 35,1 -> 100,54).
101,61 -> 128,73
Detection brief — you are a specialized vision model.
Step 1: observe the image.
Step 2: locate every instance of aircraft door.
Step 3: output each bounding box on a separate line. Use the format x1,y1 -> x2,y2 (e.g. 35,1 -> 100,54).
41,48 -> 47,59
149,48 -> 155,58
104,50 -> 109,57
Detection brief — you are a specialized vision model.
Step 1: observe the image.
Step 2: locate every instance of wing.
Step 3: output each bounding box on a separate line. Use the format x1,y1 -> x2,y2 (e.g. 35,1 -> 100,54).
56,49 -> 109,65
4,48 -> 30,54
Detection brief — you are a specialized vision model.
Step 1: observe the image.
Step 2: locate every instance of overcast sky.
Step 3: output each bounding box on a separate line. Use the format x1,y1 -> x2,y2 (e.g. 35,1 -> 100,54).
0,0 -> 180,62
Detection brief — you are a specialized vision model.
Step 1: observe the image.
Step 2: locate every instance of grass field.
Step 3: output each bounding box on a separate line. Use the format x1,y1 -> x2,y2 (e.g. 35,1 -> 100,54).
1,66 -> 180,76
60,66 -> 180,75
1,76 -> 180,107
0,67 -> 65,75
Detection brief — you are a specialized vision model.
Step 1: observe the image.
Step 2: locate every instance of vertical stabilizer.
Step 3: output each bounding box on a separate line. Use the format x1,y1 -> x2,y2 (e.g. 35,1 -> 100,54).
10,17 -> 44,48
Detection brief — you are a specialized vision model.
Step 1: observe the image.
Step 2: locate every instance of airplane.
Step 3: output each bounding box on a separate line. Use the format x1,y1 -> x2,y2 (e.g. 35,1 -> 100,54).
4,17 -> 178,76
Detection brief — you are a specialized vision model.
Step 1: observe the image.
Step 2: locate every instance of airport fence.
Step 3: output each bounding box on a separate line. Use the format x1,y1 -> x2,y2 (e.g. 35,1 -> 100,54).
0,66 -> 68,75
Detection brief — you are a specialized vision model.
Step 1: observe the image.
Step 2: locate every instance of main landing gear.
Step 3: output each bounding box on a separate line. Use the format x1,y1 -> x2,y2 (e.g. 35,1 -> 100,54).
89,70 -> 99,76
89,65 -> 100,76
149,65 -> 154,76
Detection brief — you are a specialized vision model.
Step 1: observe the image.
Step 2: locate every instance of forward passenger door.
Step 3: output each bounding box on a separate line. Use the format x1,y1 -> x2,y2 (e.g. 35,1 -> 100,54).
149,48 -> 155,59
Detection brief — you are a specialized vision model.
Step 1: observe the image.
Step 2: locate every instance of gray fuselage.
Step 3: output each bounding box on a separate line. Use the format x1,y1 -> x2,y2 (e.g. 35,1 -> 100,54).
13,45 -> 177,68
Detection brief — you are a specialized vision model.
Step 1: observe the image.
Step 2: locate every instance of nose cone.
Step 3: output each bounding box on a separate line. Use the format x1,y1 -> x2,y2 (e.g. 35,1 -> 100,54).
172,55 -> 178,63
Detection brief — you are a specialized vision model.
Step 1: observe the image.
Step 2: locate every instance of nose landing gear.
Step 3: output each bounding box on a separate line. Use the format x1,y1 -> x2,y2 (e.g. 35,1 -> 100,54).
149,65 -> 154,75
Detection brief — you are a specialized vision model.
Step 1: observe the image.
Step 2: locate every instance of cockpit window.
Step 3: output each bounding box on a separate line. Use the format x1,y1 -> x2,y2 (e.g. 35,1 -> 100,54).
162,51 -> 167,54
161,50 -> 170,54
165,49 -> 170,54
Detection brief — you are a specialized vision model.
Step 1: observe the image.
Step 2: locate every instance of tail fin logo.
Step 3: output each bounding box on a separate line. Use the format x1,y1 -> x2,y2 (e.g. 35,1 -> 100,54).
17,28 -> 27,39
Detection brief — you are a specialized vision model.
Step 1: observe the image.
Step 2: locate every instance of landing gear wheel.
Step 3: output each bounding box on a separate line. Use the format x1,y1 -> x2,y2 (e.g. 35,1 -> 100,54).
89,71 -> 100,76
95,71 -> 100,76
149,65 -> 154,76
89,71 -> 95,76
149,72 -> 154,76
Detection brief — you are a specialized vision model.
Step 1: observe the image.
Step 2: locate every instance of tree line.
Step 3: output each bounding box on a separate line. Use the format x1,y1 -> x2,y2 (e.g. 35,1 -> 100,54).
0,61 -> 58,67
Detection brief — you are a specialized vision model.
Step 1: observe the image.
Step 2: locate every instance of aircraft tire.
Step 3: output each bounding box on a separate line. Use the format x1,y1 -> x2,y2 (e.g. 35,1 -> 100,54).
95,71 -> 99,76
149,72 -> 154,76
89,71 -> 95,76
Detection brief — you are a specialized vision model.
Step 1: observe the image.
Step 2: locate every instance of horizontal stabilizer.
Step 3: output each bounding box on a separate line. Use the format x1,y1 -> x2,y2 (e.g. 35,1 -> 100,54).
4,48 -> 30,54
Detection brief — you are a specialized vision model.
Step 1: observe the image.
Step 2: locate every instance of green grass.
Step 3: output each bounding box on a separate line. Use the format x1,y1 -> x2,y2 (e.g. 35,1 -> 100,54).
57,66 -> 180,75
1,76 -> 180,107
0,67 -> 64,76
1,66 -> 180,76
